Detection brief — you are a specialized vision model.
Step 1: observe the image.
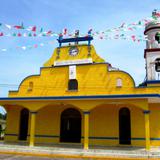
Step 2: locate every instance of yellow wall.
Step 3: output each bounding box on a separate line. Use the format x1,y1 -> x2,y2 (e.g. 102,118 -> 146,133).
149,104 -> 160,146
5,106 -> 31,142
8,45 -> 160,98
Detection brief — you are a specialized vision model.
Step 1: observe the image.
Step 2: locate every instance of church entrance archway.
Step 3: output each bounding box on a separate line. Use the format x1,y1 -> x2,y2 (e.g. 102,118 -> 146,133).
19,108 -> 29,140
119,107 -> 131,145
60,108 -> 81,143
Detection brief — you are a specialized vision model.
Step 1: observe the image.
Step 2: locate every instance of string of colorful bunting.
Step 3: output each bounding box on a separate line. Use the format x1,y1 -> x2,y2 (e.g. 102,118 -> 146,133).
0,40 -> 56,52
0,11 -> 160,52
0,14 -> 159,38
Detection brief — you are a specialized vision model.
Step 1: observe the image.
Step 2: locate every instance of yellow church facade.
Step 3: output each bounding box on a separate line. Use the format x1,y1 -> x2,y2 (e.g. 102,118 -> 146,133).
1,19 -> 160,151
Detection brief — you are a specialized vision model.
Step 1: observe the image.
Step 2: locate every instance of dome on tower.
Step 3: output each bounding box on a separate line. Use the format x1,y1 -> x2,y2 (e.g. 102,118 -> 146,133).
144,10 -> 160,49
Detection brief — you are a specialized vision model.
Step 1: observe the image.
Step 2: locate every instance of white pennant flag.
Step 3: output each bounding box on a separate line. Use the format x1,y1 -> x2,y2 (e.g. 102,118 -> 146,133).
1,49 -> 7,52
23,33 -> 27,37
22,46 -> 26,50
5,24 -> 12,29
40,43 -> 44,46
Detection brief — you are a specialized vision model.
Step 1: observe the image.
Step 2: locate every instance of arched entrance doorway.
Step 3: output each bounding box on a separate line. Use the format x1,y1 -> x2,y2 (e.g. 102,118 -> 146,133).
19,108 -> 29,140
60,108 -> 81,143
119,107 -> 131,145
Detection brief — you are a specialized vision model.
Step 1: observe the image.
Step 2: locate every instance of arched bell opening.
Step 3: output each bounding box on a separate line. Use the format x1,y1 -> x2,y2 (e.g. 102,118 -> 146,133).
154,58 -> 160,80
155,32 -> 160,44
155,58 -> 160,72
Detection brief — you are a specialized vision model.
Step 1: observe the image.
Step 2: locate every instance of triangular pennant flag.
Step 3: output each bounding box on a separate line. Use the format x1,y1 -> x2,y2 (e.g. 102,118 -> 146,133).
0,32 -> 4,36
5,24 -> 11,29
32,26 -> 36,32
22,46 -> 26,50
40,28 -> 43,32
138,21 -> 142,25
14,24 -> 23,29
23,33 -> 27,37
12,33 -> 16,37
47,30 -> 52,35
63,28 -> 67,35
1,49 -> 7,52
34,44 -> 38,48
18,33 -> 22,37
28,33 -> 32,37
40,43 -> 44,46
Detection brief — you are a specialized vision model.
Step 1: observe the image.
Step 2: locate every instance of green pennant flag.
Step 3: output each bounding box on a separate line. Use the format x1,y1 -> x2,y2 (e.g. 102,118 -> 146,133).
28,33 -> 32,37
12,33 -> 16,37
138,21 -> 142,25
120,34 -> 124,37
40,28 -> 43,32
28,45 -> 32,49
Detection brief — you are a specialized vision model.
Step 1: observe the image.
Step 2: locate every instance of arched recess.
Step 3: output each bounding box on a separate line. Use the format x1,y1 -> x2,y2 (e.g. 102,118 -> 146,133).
119,107 -> 131,145
60,108 -> 82,143
19,108 -> 29,140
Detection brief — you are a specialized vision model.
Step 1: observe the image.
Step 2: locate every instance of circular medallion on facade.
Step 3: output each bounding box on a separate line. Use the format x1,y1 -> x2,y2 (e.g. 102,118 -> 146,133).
69,47 -> 79,56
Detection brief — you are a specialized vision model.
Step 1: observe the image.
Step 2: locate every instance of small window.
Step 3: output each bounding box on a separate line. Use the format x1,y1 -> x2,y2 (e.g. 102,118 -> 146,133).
155,32 -> 160,44
68,79 -> 78,91
28,81 -> 33,91
116,78 -> 122,88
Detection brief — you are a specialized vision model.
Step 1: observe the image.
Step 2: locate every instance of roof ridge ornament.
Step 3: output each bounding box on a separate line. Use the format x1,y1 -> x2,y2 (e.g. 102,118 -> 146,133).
57,30 -> 93,48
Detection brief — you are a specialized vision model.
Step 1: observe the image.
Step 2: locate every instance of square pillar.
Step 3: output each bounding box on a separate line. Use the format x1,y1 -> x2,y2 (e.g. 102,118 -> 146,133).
83,111 -> 90,150
143,110 -> 150,150
29,111 -> 37,147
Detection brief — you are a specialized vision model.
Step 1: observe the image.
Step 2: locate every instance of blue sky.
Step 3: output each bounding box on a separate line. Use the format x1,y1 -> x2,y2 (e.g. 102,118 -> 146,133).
0,0 -> 160,98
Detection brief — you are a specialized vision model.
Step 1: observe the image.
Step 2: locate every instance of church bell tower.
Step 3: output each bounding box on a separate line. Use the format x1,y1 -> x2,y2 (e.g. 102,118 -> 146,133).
144,10 -> 160,81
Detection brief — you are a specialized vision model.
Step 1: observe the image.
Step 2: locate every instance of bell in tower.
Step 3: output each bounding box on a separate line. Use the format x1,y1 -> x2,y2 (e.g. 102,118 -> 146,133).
144,10 -> 160,81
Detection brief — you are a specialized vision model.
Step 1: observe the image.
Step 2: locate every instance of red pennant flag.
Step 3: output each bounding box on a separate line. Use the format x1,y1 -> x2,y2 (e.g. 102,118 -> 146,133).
128,28 -> 133,31
0,32 -> 3,36
33,33 -> 36,37
32,26 -> 36,32
63,28 -> 67,35
34,44 -> 38,48
18,33 -> 22,37
14,23 -> 24,29
131,35 -> 136,41
14,25 -> 23,29
47,30 -> 52,35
